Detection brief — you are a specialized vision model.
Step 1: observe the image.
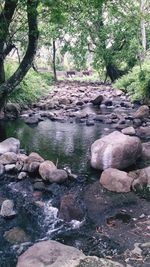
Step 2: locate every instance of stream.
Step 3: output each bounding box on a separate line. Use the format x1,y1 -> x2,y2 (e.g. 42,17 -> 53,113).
0,116 -> 150,267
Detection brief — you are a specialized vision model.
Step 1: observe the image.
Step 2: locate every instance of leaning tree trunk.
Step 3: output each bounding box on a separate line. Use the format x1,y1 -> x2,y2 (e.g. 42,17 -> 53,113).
0,0 -> 18,85
0,0 -> 39,109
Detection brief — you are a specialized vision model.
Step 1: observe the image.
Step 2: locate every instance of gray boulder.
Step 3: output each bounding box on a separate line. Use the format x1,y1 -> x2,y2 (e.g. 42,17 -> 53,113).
91,131 -> 142,170
0,138 -> 20,155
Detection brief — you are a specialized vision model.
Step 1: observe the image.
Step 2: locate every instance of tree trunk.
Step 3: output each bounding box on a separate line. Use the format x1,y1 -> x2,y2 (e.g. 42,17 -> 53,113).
0,0 -> 39,109
106,63 -> 126,82
52,39 -> 57,81
140,0 -> 147,55
0,0 -> 18,85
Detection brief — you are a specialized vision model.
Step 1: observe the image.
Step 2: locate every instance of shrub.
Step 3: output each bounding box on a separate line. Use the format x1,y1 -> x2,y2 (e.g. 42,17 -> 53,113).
5,61 -> 54,105
115,61 -> 150,103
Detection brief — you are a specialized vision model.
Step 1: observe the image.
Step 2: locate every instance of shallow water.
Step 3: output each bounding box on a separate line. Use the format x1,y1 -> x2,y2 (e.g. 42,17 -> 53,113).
0,118 -> 149,267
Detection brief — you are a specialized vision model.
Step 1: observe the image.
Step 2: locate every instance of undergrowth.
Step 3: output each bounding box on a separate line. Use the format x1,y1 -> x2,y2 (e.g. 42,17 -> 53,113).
5,61 -> 54,105
115,61 -> 150,103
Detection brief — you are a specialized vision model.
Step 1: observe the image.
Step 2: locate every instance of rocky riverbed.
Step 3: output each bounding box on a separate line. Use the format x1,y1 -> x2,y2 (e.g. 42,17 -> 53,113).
1,81 -> 150,266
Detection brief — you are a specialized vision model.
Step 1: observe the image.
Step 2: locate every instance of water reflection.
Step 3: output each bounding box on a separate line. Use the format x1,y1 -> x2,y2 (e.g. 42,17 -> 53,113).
0,119 -> 112,174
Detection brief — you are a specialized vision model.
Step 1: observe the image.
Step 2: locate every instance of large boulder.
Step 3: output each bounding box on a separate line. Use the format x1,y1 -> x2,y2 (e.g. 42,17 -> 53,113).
134,105 -> 149,119
16,240 -> 85,267
16,240 -> 124,267
39,160 -> 57,180
91,131 -> 142,170
100,168 -> 134,193
0,138 -> 20,155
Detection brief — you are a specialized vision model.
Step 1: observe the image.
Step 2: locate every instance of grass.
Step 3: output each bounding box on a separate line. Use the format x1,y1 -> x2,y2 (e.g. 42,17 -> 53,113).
5,61 -> 54,106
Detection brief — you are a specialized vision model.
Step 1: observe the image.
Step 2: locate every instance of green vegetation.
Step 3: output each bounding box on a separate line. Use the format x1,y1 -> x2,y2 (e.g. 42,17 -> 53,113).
115,61 -> 150,103
5,62 -> 53,105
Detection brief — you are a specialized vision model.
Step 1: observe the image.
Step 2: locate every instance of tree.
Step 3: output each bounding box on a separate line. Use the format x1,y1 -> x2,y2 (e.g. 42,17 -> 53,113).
0,0 -> 39,108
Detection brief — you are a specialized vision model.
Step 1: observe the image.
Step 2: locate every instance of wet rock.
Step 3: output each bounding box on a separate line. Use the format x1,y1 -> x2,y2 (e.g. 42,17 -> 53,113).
17,240 -> 85,267
33,181 -> 46,191
0,163 -> 4,176
0,199 -> 17,218
59,193 -> 85,222
47,169 -> 68,183
23,115 -> 40,125
86,119 -> 95,126
121,126 -> 136,136
0,152 -> 17,165
91,131 -> 142,170
4,227 -> 30,244
39,160 -> 57,180
134,105 -> 149,119
76,256 -> 124,267
18,171 -> 28,180
100,168 -> 134,193
0,137 -> 20,155
91,95 -> 103,105
5,164 -> 16,172
5,103 -> 21,119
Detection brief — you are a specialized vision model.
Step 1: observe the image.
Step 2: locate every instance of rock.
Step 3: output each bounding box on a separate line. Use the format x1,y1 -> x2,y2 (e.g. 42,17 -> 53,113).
91,131 -> 142,170
137,126 -> 150,139
59,193 -> 84,222
4,227 -> 30,244
91,95 -> 103,105
33,181 -> 46,191
134,105 -> 149,119
5,164 -> 16,172
16,240 -> 85,267
133,118 -> 142,127
18,172 -> 28,180
129,167 -> 150,192
47,169 -> 68,183
100,168 -> 134,192
5,103 -> 20,119
0,164 -> 4,176
24,152 -> 44,173
121,126 -> 136,136
39,160 -> 57,180
86,119 -> 95,126
76,256 -> 124,267
23,115 -> 40,125
26,152 -> 44,164
27,161 -> 40,173
0,199 -> 17,218
0,138 -> 20,155
0,152 -> 17,165
142,142 -> 150,160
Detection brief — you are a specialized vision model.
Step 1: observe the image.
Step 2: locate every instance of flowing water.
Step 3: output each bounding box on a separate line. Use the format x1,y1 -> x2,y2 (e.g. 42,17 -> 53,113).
0,119 -> 149,267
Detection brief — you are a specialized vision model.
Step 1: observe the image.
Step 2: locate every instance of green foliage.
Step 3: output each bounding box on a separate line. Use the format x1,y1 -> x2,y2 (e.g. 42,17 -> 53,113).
5,62 -> 53,105
115,61 -> 150,102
